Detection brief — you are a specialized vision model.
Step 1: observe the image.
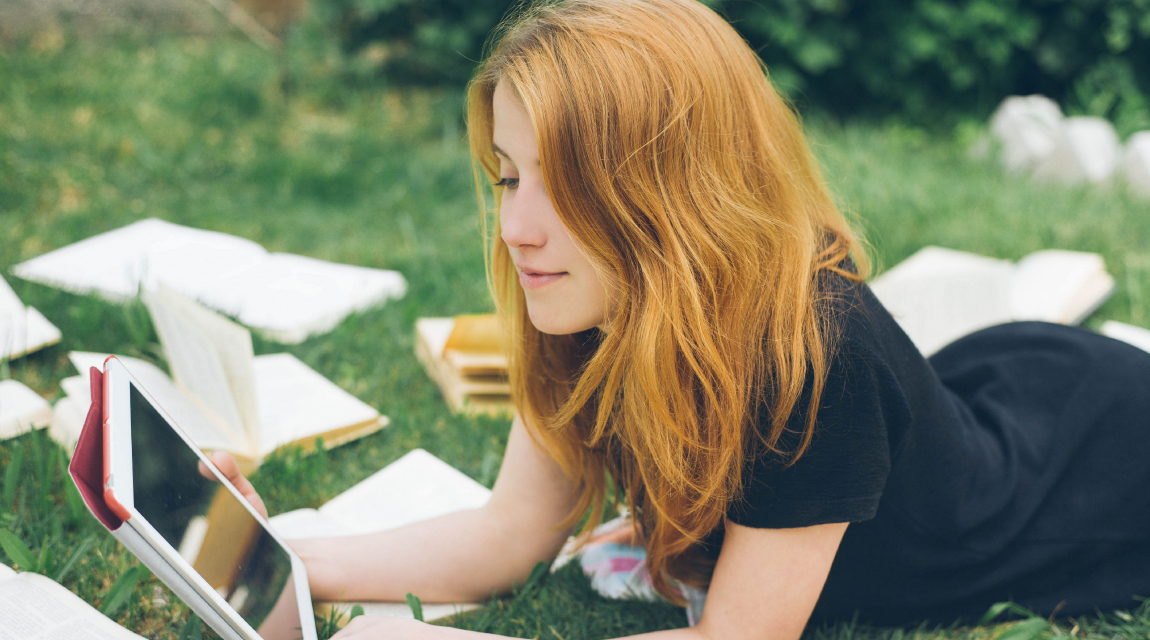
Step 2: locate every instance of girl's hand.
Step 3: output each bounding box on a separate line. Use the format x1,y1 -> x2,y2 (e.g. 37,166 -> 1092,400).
331,616 -> 444,639
197,451 -> 269,520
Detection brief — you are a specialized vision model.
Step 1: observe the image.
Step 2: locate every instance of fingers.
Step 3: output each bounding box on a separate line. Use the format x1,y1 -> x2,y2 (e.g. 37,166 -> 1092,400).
200,451 -> 269,520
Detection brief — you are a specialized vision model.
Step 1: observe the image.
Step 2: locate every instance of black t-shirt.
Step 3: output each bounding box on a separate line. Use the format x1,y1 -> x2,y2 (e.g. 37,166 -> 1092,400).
721,274 -> 1150,624
727,276 -> 934,529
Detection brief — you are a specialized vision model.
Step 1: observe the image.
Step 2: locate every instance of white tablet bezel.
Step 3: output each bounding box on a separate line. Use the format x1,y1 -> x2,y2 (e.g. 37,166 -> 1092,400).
102,356 -> 318,640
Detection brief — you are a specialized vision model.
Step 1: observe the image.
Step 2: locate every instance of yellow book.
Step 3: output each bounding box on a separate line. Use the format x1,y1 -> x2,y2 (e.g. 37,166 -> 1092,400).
415,315 -> 511,416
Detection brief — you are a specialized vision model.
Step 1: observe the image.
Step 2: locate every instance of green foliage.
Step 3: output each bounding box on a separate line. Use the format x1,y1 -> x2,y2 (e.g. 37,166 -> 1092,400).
322,0 -> 516,86
321,0 -> 1150,123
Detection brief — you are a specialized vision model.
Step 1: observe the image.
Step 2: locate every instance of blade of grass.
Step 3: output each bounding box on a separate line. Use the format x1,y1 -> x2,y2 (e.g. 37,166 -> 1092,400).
982,602 -> 1016,625
178,613 -> 203,640
27,429 -> 44,510
100,565 -> 141,617
3,441 -> 24,511
521,561 -> 549,593
54,536 -> 95,583
0,529 -> 37,570
405,592 -> 424,622
64,475 -> 87,525
36,541 -> 54,574
349,604 -> 365,621
995,618 -> 1049,640
39,437 -> 54,515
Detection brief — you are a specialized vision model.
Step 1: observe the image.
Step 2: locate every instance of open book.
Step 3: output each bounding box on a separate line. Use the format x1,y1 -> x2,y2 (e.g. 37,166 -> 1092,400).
12,218 -> 406,344
1101,320 -> 1150,353
0,274 -> 61,361
51,286 -> 387,471
415,315 -> 511,416
0,379 -> 52,441
268,449 -> 492,623
870,247 -> 1115,356
0,564 -> 143,639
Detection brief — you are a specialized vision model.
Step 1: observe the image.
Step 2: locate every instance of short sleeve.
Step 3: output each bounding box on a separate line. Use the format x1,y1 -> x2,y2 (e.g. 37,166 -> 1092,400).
727,338 -> 903,529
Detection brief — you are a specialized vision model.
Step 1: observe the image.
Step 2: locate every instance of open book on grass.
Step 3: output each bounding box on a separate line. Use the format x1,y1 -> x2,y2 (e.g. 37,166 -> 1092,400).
0,564 -> 143,639
1101,320 -> 1150,353
0,274 -> 62,361
415,315 -> 511,416
51,286 -> 387,471
870,247 -> 1115,356
12,218 -> 406,344
268,448 -> 492,623
0,379 -> 52,441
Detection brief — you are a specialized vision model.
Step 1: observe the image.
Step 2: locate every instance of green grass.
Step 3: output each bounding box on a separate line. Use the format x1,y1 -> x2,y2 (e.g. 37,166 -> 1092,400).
1,24 -> 1149,640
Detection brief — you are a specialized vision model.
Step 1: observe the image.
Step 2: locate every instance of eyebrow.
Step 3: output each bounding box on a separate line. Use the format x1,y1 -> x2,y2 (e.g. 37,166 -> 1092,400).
492,144 -> 541,166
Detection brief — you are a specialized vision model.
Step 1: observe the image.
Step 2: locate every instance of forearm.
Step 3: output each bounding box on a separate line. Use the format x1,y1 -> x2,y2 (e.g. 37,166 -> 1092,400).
332,618 -> 711,640
291,503 -> 566,603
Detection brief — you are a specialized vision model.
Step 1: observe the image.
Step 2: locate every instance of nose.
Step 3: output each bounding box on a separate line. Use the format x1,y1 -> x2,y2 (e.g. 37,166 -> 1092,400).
499,182 -> 548,249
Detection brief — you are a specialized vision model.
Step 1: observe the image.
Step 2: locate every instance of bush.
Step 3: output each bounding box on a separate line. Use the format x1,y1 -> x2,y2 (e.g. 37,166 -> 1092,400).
320,0 -> 1150,124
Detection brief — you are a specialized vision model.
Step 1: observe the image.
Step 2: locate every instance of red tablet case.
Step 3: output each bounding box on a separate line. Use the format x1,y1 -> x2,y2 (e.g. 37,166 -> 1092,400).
68,365 -> 248,640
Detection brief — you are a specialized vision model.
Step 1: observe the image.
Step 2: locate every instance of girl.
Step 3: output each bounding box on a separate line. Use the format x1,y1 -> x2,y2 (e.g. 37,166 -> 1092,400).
218,1 -> 1150,638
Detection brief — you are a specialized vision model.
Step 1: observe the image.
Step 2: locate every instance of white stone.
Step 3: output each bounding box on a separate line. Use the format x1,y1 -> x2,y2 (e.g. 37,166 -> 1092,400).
1033,116 -> 1121,185
1121,131 -> 1150,198
989,95 -> 1064,173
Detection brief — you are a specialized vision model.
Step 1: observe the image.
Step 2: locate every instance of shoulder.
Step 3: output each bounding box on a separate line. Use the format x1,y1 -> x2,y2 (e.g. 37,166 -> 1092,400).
727,275 -> 910,529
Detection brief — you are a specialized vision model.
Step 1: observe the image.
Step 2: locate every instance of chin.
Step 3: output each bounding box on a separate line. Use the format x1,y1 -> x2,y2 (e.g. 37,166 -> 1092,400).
526,305 -> 601,335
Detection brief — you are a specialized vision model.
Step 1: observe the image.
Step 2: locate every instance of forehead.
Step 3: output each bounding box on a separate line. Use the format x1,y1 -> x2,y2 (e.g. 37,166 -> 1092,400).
491,81 -> 539,163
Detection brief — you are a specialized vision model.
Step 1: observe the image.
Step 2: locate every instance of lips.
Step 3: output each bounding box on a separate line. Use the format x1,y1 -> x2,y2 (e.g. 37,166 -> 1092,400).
517,266 -> 567,290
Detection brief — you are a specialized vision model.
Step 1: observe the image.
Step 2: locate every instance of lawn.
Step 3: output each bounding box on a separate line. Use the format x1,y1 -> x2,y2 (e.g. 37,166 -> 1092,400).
1,25 -> 1148,640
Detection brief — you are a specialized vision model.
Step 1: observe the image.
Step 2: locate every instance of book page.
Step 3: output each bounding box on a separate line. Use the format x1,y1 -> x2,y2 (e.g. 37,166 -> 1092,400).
0,570 -> 143,639
49,396 -> 86,452
267,508 -> 347,540
143,286 -> 258,454
417,318 -> 455,359
0,380 -> 52,440
67,352 -> 238,452
444,314 -> 502,355
870,247 -> 1015,356
317,449 -> 491,536
1010,250 -> 1113,324
0,276 -> 62,360
224,253 -> 407,344
252,353 -> 380,456
0,275 -> 23,316
11,218 -> 266,303
1101,321 -> 1150,353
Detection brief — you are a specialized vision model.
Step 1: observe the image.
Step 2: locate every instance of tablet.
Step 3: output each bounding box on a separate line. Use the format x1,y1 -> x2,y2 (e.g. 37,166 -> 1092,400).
99,356 -> 317,640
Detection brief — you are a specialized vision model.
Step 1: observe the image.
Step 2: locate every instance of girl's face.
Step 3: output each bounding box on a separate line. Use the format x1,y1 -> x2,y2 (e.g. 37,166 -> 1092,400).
492,80 -> 610,335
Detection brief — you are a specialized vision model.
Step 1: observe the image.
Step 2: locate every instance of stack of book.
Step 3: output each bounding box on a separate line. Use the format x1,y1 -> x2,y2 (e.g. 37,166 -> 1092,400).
415,314 -> 512,416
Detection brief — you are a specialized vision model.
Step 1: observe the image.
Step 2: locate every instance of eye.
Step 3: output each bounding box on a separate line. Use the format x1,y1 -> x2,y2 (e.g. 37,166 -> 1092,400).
494,177 -> 519,189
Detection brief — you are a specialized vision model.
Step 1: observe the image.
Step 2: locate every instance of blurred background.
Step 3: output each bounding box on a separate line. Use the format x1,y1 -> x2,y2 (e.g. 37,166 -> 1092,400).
2,0 -> 1149,638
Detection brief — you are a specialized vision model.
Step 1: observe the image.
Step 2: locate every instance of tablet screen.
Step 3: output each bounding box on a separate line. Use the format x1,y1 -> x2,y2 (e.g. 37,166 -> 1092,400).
129,383 -> 304,639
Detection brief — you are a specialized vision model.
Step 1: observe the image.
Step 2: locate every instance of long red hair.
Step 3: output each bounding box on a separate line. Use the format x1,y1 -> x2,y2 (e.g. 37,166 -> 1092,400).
467,0 -> 865,601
